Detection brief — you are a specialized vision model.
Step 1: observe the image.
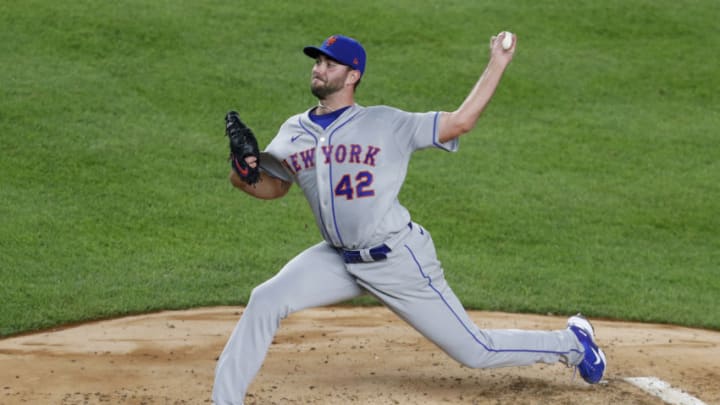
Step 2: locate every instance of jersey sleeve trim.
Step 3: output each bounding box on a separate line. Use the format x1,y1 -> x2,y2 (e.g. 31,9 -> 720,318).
432,111 -> 459,152
258,152 -> 294,183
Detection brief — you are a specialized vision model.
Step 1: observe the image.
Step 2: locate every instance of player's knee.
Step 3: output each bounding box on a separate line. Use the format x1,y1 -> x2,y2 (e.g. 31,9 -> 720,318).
247,284 -> 275,309
438,343 -> 494,369
246,284 -> 290,318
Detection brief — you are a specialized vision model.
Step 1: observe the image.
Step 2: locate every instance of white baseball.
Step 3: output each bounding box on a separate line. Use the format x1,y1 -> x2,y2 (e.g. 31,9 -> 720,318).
501,31 -> 513,50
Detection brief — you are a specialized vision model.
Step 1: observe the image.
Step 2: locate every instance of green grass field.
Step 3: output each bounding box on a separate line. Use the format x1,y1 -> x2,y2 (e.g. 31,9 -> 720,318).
1,0 -> 718,337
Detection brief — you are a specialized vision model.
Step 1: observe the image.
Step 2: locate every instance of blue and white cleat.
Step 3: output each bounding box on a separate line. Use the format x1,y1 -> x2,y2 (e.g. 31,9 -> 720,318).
567,314 -> 606,384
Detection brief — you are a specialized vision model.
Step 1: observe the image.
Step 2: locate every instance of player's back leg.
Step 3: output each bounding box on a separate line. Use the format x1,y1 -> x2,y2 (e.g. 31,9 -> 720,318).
349,224 -> 584,369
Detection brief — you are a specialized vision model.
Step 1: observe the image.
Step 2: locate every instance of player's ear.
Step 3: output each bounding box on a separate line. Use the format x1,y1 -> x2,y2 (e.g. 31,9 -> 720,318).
347,69 -> 361,86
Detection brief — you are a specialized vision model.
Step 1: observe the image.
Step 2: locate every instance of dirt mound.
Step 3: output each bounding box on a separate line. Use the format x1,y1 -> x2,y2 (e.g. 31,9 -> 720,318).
1,306 -> 718,404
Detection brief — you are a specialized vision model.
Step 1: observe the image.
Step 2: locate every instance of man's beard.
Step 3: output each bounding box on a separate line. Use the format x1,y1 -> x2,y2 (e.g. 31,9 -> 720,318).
310,77 -> 344,99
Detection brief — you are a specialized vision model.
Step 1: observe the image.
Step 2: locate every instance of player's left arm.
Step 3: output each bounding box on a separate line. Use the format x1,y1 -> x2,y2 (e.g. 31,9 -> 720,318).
438,32 -> 516,144
229,167 -> 291,200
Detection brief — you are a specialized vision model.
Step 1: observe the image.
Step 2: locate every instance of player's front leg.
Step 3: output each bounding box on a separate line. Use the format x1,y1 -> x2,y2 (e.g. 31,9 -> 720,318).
212,241 -> 364,405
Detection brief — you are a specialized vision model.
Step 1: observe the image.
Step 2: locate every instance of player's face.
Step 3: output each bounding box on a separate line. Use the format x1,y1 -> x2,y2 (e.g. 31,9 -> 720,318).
310,55 -> 352,99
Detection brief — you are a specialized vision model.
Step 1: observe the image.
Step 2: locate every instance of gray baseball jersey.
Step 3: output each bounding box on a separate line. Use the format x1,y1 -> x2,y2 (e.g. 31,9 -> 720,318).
213,104 -> 585,405
263,104 -> 456,249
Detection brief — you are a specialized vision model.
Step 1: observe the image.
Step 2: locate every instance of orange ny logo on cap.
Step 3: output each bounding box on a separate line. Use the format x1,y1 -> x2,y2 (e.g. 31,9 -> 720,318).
326,36 -> 337,46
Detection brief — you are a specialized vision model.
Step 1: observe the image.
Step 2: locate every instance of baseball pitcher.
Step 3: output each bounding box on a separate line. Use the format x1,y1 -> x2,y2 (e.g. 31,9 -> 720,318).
213,33 -> 605,405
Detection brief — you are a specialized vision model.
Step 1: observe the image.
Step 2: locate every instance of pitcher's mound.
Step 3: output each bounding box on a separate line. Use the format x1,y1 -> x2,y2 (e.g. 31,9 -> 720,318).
1,306 -> 718,404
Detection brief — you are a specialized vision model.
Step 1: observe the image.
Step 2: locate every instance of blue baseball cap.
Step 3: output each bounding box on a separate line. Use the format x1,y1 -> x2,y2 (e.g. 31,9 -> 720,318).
303,35 -> 366,75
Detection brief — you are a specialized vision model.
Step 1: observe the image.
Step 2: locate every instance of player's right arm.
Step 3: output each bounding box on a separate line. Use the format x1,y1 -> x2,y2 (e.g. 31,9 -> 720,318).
437,32 -> 516,144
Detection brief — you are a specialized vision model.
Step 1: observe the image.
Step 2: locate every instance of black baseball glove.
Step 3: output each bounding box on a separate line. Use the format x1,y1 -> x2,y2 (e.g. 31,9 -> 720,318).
225,111 -> 260,185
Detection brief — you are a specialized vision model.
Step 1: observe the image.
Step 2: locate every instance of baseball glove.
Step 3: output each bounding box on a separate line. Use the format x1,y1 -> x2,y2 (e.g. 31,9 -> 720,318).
225,111 -> 260,185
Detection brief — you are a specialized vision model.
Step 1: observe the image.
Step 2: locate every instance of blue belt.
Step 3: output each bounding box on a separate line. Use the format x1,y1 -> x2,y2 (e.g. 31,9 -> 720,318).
340,223 -> 413,264
341,244 -> 391,264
